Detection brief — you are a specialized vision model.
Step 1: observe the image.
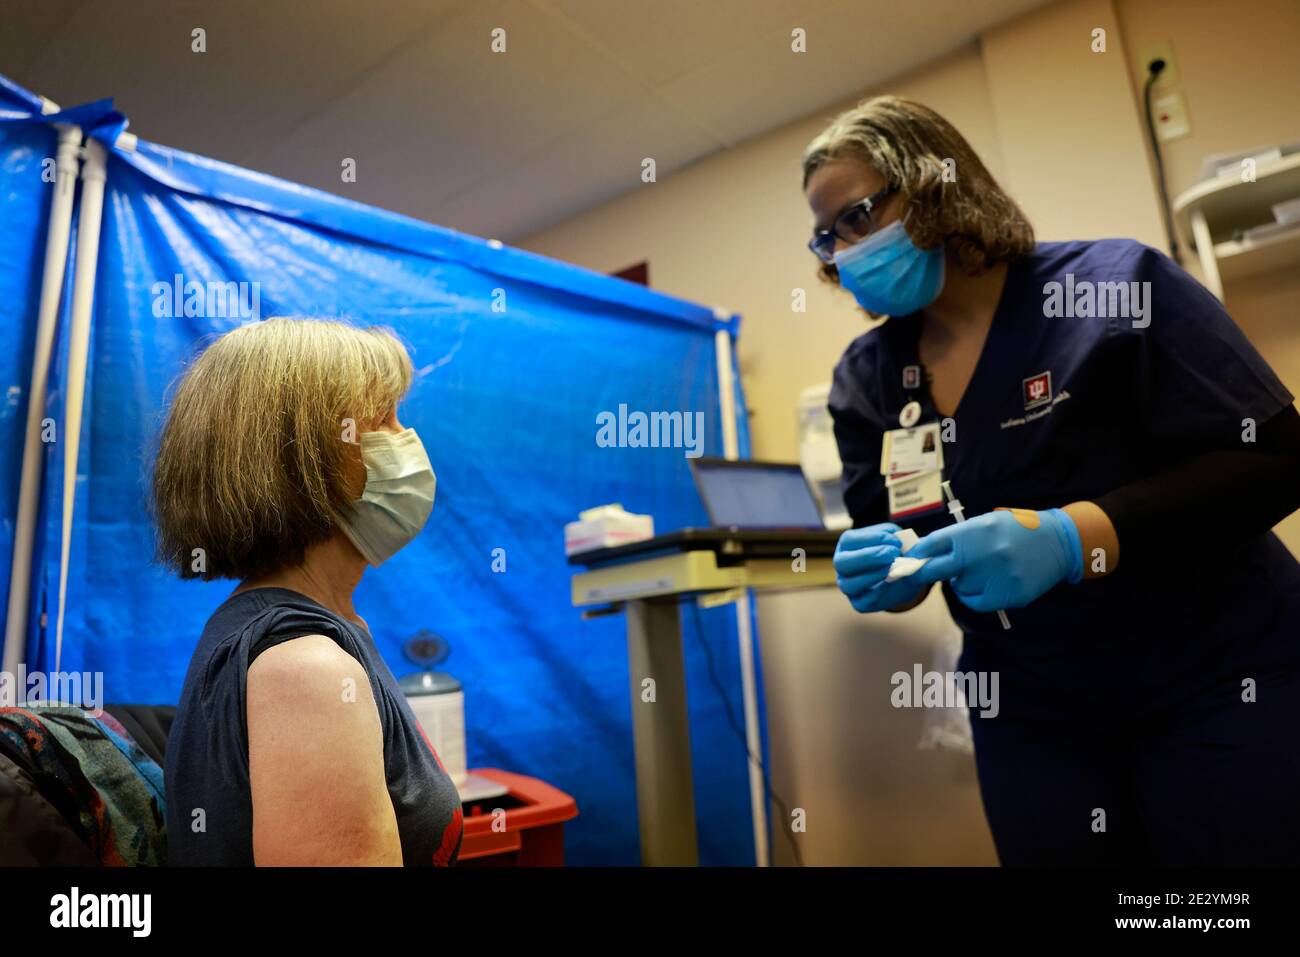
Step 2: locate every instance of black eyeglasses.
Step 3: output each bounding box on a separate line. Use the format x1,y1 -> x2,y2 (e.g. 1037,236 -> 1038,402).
808,184 -> 899,264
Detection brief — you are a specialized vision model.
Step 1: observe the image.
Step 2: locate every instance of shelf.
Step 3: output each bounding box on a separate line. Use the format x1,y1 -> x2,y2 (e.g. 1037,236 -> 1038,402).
1214,226 -> 1300,283
1173,152 -> 1300,249
1170,152 -> 1300,299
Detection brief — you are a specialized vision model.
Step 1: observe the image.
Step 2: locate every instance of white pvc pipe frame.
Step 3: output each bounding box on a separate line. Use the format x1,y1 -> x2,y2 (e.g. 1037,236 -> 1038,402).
2,102 -> 132,679
714,324 -> 771,869
1,105 -> 79,678
52,136 -> 110,674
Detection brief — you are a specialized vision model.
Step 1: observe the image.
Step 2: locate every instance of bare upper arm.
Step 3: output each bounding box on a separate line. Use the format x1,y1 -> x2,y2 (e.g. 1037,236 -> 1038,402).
246,634 -> 401,866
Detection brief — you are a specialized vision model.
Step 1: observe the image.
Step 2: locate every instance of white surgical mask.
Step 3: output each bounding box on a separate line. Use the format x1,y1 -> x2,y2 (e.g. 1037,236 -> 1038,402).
335,428 -> 436,566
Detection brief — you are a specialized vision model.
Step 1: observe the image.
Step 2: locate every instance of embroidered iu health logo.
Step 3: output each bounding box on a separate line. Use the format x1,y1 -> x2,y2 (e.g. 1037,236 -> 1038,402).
1022,372 -> 1052,410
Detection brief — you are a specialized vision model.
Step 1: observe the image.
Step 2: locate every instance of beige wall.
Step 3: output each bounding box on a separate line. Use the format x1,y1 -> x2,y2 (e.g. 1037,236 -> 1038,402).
1117,0 -> 1300,211
522,0 -> 1300,864
523,41 -> 1003,463
981,0 -> 1166,246
1114,0 -> 1300,548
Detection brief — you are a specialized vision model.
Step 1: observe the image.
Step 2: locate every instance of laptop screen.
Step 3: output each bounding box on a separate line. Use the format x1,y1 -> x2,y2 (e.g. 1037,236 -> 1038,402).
692,459 -> 825,529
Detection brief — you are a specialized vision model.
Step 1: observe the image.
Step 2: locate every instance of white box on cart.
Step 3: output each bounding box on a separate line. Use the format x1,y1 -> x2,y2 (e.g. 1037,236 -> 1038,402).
564,504 -> 654,556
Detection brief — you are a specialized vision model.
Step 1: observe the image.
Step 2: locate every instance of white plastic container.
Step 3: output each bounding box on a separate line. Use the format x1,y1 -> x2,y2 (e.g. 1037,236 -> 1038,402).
400,670 -> 468,790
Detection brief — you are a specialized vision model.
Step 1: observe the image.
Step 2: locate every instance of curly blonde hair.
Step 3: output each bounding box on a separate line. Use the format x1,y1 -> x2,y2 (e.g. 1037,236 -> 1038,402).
802,95 -> 1034,283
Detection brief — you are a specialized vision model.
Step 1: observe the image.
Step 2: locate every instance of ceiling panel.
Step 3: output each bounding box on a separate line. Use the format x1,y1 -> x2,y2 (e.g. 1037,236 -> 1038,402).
14,0 -> 465,166
250,0 -> 658,214
0,0 -> 83,81
431,88 -> 726,239
542,0 -> 823,88
2,0 -> 1052,242
654,0 -> 1041,145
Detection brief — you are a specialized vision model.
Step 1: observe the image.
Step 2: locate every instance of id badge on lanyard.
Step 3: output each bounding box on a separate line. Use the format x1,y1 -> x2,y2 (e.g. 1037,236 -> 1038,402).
882,364 -> 945,520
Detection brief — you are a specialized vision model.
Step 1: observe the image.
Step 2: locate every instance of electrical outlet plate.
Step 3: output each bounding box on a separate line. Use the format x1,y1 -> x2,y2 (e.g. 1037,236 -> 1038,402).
1137,40 -> 1179,88
1152,92 -> 1191,141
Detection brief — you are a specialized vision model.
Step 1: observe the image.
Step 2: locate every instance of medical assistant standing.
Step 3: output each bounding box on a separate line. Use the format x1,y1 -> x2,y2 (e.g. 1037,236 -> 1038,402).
808,96 -> 1300,865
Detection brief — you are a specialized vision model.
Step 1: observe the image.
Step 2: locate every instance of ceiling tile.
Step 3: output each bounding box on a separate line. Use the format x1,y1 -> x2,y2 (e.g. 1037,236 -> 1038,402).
430,90 -> 726,241
0,0 -> 84,82
4,0 -> 1054,243
15,0 -> 464,166
656,0 -> 988,144
250,0 -> 649,212
541,0 -> 821,87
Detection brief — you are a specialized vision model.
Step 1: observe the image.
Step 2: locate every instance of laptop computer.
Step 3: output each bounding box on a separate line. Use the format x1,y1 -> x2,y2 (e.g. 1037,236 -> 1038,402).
568,457 -> 843,566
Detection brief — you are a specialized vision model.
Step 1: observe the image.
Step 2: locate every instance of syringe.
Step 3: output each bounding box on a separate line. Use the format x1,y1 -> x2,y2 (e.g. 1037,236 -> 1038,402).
941,480 -> 1012,631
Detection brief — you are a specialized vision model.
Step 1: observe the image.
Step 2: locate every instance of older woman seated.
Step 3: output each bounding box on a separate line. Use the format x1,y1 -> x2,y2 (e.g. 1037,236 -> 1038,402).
154,317 -> 462,866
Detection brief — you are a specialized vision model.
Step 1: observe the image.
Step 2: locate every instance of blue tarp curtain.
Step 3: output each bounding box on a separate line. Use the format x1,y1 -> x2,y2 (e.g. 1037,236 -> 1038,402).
0,74 -> 762,865
0,76 -> 58,667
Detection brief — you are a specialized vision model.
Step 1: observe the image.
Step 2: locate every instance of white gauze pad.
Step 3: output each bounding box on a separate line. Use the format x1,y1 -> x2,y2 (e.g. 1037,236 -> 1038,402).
886,528 -> 929,582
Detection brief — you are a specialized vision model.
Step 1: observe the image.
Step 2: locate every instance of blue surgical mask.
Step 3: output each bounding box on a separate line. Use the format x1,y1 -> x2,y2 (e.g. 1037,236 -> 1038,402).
833,219 -> 945,317
335,428 -> 437,566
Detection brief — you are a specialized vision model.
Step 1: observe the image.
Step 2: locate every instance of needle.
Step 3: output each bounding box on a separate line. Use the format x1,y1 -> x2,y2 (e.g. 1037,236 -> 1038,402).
941,481 -> 1012,631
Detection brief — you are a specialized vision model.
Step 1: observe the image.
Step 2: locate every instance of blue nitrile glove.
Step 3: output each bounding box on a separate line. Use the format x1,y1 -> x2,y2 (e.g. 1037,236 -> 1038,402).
834,522 -> 926,614
906,507 -> 1084,612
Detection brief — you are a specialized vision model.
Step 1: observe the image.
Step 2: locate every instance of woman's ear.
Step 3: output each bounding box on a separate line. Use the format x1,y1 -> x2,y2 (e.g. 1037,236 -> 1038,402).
342,442 -> 368,498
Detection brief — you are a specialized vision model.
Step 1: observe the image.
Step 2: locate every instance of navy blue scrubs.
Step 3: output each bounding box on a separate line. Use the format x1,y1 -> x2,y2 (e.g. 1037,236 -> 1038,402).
829,239 -> 1300,864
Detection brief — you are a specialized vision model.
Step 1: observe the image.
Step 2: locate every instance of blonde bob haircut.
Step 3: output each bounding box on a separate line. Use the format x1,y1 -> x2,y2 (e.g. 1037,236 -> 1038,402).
151,317 -> 414,581
801,95 -> 1035,284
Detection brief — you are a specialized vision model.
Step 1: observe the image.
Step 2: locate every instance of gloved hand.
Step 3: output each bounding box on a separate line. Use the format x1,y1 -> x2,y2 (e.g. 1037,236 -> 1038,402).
834,522 -> 927,614
907,507 -> 1084,612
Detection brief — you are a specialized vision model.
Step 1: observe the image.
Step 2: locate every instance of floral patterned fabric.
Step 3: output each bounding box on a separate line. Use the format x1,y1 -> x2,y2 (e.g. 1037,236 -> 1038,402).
0,707 -> 166,866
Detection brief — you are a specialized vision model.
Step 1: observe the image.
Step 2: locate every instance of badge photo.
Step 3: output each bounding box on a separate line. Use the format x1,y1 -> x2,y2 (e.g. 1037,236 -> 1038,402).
884,421 -> 942,476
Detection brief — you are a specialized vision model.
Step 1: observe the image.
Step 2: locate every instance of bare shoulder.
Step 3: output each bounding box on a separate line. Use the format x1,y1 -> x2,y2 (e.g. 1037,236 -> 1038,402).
247,633 -> 367,701
246,634 -> 401,865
